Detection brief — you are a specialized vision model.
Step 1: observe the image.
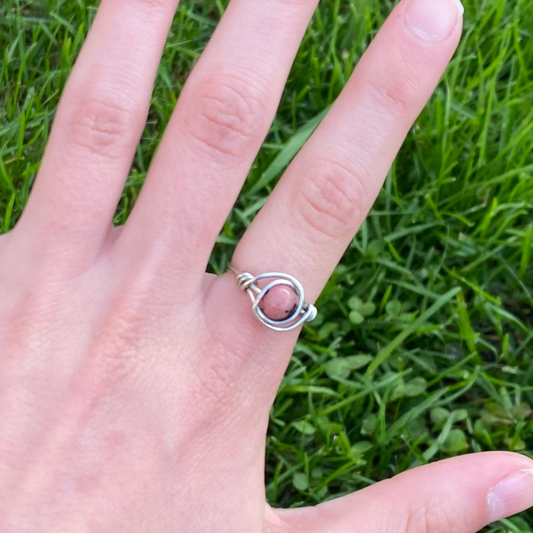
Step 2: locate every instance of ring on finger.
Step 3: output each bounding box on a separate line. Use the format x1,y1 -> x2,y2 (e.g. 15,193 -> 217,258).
228,265 -> 317,332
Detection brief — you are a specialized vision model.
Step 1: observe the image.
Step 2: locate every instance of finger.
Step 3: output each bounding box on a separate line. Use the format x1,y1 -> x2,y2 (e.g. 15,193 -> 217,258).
196,0 -> 462,433
117,0 -> 320,287
271,452 -> 533,533
232,0 -> 463,306
16,0 -> 180,272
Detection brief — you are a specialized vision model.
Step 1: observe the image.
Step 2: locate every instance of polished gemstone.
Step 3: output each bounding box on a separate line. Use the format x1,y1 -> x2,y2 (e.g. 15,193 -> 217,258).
259,285 -> 298,322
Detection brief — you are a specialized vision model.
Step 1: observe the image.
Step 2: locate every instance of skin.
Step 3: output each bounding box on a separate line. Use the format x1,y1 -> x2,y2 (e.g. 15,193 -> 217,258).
1,0 -> 533,531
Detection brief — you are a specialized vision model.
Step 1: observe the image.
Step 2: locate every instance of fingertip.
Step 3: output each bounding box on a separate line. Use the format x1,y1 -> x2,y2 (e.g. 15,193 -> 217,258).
487,468 -> 533,523
409,452 -> 533,529
404,0 -> 462,43
453,0 -> 465,17
480,451 -> 533,524
272,452 -> 533,533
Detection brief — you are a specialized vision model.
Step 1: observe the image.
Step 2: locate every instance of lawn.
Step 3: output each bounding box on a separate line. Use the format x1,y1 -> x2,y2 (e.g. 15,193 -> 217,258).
1,0 -> 533,530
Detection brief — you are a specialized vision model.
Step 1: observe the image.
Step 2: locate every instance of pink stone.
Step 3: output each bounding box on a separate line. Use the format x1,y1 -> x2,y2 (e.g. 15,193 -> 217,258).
259,285 -> 298,321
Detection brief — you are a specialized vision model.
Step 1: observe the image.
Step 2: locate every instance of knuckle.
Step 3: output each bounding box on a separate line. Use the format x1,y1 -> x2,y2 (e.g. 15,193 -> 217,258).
188,309 -> 257,413
1,288 -> 57,359
293,158 -> 368,240
183,73 -> 268,161
67,91 -> 135,159
366,64 -> 420,117
191,354 -> 238,411
89,294 -> 145,384
196,341 -> 249,409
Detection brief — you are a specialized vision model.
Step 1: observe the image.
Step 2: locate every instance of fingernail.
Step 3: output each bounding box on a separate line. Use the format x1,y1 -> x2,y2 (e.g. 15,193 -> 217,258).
487,469 -> 533,523
405,0 -> 463,43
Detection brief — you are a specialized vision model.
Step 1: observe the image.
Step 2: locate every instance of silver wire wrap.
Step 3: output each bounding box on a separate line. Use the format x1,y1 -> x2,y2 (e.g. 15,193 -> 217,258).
228,265 -> 317,332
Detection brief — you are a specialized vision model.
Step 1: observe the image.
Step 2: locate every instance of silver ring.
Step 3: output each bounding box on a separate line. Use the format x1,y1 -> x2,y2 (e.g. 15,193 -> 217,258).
228,265 -> 317,332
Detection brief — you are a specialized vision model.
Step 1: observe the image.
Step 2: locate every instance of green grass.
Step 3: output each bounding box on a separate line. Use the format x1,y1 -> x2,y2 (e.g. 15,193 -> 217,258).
1,0 -> 533,530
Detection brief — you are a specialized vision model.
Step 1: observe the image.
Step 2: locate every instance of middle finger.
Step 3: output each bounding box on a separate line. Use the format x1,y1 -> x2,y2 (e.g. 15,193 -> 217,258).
118,0 -> 320,292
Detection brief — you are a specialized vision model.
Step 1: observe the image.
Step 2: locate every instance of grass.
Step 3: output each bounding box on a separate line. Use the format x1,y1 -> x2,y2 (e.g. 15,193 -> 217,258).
1,0 -> 533,530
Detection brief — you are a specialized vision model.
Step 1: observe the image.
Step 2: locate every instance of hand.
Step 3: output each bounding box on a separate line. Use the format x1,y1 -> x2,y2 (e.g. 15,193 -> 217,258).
2,0 -> 533,531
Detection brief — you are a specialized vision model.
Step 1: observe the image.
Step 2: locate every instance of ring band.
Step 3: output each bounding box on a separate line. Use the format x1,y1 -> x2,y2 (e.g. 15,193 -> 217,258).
228,265 -> 317,332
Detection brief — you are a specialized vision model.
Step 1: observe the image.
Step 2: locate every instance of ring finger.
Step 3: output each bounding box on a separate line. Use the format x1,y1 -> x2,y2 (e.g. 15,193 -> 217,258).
232,0 -> 463,308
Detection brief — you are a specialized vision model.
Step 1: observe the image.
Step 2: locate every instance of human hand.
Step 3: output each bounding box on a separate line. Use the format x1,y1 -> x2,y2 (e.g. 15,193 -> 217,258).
2,0 -> 533,531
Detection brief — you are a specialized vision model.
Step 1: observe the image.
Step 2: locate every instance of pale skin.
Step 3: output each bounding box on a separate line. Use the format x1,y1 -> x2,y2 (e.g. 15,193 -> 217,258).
2,0 -> 533,531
